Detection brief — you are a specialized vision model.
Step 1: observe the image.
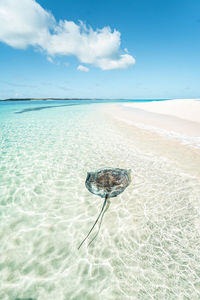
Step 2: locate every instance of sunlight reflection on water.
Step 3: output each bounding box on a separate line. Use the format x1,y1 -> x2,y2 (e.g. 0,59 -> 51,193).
0,101 -> 200,299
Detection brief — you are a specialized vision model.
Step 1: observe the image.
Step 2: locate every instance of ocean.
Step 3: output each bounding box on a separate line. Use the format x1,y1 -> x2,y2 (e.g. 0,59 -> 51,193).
0,100 -> 200,299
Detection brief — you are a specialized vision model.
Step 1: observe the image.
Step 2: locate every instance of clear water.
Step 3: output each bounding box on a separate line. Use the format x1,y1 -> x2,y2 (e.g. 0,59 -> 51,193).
0,100 -> 200,300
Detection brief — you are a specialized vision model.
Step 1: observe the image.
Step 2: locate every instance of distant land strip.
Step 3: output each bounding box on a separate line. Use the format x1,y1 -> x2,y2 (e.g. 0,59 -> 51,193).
0,98 -> 168,101
0,98 -> 108,101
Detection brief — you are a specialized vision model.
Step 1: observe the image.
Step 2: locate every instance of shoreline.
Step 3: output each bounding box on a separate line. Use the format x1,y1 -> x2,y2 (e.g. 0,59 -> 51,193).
103,99 -> 200,139
100,100 -> 200,178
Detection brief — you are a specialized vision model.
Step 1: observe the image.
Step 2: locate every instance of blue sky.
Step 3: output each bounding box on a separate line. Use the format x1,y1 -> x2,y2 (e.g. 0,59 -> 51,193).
0,0 -> 199,99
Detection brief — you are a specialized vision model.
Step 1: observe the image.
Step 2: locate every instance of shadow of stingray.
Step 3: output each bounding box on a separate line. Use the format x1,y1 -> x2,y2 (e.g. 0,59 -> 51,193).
14,103 -> 82,114
15,298 -> 36,300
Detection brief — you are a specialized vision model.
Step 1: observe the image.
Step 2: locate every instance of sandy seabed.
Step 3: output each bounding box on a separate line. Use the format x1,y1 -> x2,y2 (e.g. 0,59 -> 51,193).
0,100 -> 200,300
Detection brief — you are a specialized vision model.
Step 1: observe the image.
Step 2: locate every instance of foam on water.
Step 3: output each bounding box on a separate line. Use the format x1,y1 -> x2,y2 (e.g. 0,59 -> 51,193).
0,101 -> 200,299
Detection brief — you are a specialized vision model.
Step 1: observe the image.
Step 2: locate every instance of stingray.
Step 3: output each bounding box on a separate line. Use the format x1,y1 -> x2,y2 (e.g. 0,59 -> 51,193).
78,168 -> 131,249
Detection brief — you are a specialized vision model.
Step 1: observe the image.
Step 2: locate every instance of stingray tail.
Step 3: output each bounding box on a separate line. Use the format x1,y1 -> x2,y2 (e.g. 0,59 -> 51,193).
78,194 -> 109,250
88,197 -> 110,247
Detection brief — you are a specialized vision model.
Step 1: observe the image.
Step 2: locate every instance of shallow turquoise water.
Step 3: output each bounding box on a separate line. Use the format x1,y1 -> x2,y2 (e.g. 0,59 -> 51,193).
1,100 -> 200,299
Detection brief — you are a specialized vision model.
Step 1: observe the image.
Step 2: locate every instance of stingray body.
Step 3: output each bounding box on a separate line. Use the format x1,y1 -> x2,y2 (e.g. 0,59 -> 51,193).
78,168 -> 131,249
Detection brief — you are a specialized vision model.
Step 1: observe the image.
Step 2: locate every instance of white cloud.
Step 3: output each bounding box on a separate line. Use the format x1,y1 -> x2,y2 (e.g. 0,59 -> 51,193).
47,56 -> 60,65
0,0 -> 54,48
77,65 -> 89,72
0,0 -> 135,70
95,54 -> 135,70
47,56 -> 54,64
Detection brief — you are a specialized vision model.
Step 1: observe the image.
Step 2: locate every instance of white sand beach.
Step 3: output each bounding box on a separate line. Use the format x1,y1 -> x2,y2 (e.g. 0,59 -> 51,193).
123,99 -> 200,124
101,99 -> 200,179
104,99 -> 200,138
